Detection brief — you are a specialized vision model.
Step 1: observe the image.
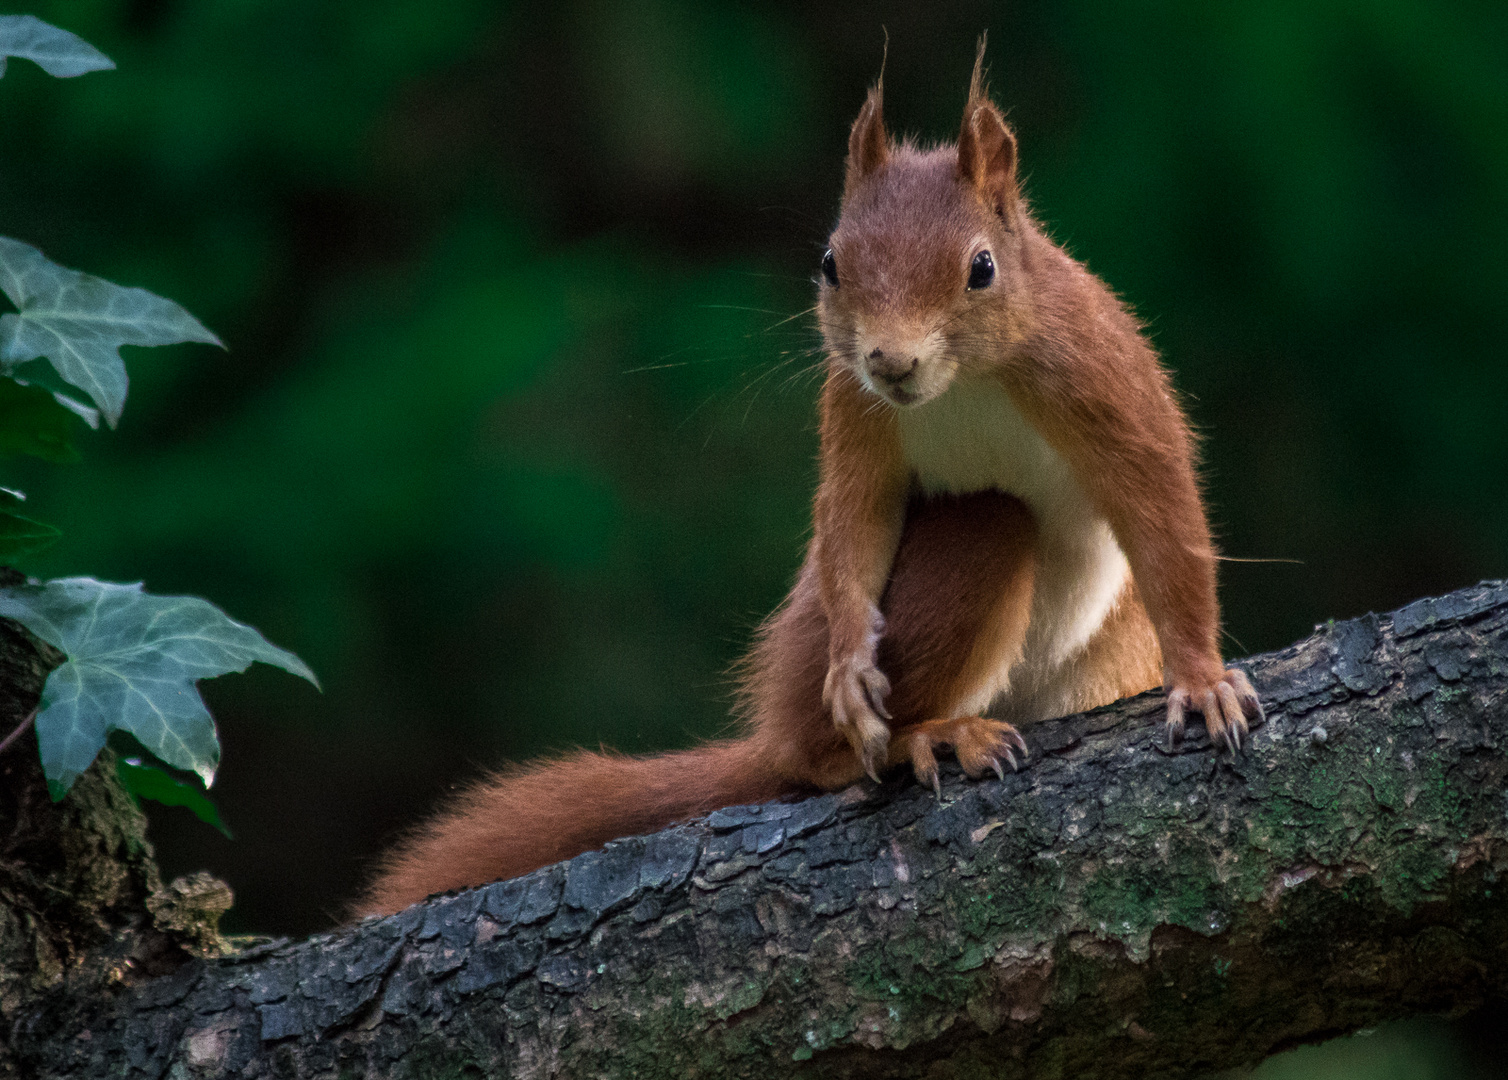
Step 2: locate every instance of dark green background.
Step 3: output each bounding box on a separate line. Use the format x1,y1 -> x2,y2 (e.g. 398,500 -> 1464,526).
2,1 -> 1506,1068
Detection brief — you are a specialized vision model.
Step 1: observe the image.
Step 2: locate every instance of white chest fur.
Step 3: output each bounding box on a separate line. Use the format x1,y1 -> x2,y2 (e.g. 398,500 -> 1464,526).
894,377 -> 1130,713
898,377 -> 1080,517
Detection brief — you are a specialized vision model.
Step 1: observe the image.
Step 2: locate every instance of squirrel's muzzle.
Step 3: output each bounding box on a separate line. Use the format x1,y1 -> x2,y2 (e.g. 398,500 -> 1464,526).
866,348 -> 919,386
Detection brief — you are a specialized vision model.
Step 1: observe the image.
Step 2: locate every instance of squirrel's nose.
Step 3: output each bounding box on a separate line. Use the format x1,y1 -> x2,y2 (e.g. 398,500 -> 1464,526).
866,349 -> 918,385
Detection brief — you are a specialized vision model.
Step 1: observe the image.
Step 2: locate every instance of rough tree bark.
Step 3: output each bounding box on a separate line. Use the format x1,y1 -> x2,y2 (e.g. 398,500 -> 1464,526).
3,581 -> 1508,1078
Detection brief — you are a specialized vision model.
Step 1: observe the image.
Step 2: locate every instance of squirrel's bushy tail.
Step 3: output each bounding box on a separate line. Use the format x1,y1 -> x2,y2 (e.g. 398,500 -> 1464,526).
356,738 -> 792,916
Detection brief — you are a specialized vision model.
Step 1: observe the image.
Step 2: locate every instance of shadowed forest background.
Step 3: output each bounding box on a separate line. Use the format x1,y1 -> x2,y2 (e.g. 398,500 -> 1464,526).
3,0 -> 1507,1072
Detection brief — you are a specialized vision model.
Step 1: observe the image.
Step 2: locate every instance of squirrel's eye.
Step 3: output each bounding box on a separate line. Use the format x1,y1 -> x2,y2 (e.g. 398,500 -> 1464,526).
967,250 -> 995,290
821,249 -> 839,288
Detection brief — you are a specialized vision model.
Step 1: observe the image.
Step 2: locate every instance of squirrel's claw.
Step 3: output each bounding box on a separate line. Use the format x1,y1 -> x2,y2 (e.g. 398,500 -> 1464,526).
907,733 -> 941,799
826,649 -> 894,782
1165,669 -> 1262,756
861,665 -> 894,721
893,717 -> 1027,796
1003,725 -> 1028,763
1166,692 -> 1187,750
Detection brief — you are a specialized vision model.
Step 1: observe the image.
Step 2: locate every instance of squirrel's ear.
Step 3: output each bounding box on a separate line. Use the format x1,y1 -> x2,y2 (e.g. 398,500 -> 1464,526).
957,39 -> 1018,217
958,100 -> 1018,217
845,85 -> 889,196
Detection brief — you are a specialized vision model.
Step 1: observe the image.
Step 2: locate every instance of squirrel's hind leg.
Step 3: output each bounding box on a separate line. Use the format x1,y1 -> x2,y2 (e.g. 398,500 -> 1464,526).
740,489 -> 1038,793
877,490 -> 1038,722
875,490 -> 1038,792
889,717 -> 1028,798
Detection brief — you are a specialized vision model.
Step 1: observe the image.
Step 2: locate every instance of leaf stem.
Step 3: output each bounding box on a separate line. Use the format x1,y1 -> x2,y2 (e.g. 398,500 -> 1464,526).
0,707 -> 37,756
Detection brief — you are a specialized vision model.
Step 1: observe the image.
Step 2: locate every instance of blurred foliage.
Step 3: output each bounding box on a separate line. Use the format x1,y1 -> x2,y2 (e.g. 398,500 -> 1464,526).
1245,1015 -> 1504,1080
0,1 -> 1504,1034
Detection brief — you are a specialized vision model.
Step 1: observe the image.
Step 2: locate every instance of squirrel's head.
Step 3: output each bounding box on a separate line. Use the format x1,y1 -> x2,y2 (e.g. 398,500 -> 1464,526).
818,45 -> 1030,408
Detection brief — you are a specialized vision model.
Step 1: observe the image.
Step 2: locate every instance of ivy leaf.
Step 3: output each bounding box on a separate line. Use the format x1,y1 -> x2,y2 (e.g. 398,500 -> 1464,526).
0,501 -> 61,560
0,578 -> 318,799
0,488 -> 60,561
116,757 -> 233,838
50,390 -> 101,430
0,378 -> 84,462
0,238 -> 223,427
0,15 -> 114,78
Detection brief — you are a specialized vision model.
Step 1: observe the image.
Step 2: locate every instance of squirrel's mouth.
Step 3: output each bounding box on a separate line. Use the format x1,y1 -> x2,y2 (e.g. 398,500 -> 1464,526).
855,365 -> 922,406
850,328 -> 953,407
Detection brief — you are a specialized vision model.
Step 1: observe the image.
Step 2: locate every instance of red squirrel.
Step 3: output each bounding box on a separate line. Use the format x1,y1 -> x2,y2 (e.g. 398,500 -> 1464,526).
356,49 -> 1262,917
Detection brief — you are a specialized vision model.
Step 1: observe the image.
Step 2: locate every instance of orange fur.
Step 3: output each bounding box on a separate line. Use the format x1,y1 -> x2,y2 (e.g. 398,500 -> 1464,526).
355,47 -> 1258,917
358,743 -> 789,917
812,43 -> 1258,780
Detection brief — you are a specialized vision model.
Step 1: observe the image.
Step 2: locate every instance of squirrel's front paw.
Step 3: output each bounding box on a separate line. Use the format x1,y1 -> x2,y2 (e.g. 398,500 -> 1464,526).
1166,667 -> 1264,754
824,651 -> 892,782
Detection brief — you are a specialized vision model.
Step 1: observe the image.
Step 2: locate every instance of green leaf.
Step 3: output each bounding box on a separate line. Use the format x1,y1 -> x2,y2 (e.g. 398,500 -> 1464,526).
116,757 -> 232,838
0,378 -> 84,461
0,507 -> 61,561
0,238 -> 223,427
49,390 -> 100,430
0,15 -> 114,79
0,578 -> 318,798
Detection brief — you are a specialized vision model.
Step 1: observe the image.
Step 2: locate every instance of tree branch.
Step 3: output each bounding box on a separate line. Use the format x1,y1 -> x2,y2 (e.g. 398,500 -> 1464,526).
7,582 -> 1508,1078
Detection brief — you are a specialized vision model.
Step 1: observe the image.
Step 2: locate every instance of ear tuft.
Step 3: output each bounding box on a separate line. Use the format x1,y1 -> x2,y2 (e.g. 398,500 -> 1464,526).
967,32 -> 989,113
845,84 -> 889,196
956,35 -> 1018,216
